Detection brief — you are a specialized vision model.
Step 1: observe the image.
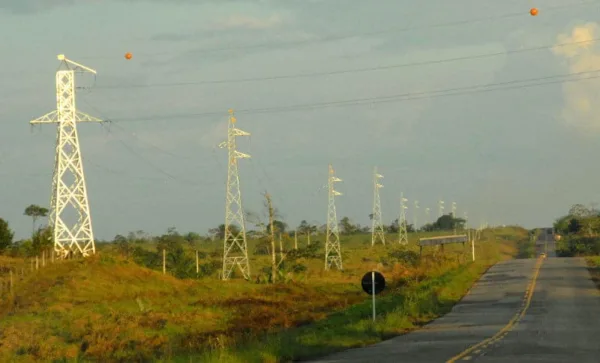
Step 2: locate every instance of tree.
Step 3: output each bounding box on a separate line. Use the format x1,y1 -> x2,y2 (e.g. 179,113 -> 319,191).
386,218 -> 399,233
24,204 -> 49,235
184,232 -> 202,246
265,193 -> 277,283
208,224 -> 240,240
297,220 -> 310,234
267,220 -> 288,234
568,218 -> 582,234
114,234 -> 130,258
0,218 -> 14,253
32,226 -> 53,256
420,214 -> 465,232
340,216 -> 359,235
568,204 -> 598,218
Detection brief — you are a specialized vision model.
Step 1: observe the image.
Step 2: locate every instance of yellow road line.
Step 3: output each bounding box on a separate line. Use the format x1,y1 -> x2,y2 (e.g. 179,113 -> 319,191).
446,257 -> 544,362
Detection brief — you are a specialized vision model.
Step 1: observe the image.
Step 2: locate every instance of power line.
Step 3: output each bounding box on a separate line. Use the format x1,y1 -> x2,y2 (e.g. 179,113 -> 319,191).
93,37 -> 600,90
77,0 -> 598,60
105,68 -> 600,123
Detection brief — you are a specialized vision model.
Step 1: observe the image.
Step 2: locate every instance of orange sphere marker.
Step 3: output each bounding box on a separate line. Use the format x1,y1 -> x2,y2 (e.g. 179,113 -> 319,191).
125,52 -> 132,60
530,8 -> 538,16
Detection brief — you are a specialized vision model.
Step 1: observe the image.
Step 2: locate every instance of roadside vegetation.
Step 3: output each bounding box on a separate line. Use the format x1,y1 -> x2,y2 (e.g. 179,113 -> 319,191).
554,203 -> 600,257
0,205 -> 529,362
586,256 -> 600,292
553,203 -> 600,294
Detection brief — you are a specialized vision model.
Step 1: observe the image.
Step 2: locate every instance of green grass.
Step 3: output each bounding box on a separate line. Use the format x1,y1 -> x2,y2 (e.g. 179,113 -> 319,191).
181,262 -> 495,363
0,227 -> 529,362
175,228 -> 525,363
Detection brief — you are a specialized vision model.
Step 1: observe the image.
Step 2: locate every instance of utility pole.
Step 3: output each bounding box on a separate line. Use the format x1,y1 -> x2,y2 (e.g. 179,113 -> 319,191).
294,230 -> 298,250
399,193 -> 408,245
219,109 -> 251,280
413,200 -> 419,231
325,164 -> 343,270
30,54 -> 103,259
371,167 -> 385,246
438,200 -> 445,218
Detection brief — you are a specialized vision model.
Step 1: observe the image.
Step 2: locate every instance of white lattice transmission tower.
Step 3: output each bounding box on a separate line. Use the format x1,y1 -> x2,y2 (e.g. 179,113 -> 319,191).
452,201 -> 457,217
30,54 -> 103,259
399,193 -> 409,245
325,164 -> 343,270
219,109 -> 251,280
425,207 -> 431,224
438,200 -> 445,218
371,167 -> 385,246
413,200 -> 419,230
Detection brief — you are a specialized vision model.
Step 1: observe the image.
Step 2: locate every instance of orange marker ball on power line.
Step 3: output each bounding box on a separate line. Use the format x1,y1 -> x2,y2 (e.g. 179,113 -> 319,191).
125,52 -> 132,60
530,8 -> 538,16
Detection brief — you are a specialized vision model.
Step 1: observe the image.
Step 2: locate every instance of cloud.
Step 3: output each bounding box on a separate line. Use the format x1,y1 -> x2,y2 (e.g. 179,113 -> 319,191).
552,23 -> 600,133
211,13 -> 283,30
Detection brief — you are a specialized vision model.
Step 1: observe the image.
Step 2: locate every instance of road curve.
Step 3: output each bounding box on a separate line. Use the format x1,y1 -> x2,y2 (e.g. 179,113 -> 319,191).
307,254 -> 600,362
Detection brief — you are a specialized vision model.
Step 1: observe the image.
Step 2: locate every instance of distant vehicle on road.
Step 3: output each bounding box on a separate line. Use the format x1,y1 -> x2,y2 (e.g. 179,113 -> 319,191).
540,252 -> 547,258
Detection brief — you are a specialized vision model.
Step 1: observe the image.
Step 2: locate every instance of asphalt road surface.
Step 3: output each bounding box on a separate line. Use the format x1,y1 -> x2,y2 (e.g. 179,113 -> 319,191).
307,239 -> 600,363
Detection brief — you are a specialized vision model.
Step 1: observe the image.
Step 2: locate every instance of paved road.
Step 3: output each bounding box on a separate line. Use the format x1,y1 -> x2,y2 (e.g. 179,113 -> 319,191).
308,240 -> 600,362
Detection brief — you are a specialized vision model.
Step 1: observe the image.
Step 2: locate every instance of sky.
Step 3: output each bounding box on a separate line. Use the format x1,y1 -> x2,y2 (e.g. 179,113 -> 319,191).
1,0 -> 600,240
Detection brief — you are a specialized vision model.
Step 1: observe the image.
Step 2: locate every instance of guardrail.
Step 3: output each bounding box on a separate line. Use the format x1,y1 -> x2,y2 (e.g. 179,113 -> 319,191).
418,234 -> 468,255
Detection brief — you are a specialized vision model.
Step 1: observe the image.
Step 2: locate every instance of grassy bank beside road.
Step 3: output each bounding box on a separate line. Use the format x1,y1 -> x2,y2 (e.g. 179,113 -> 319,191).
0,228 -> 528,362
182,227 -> 528,363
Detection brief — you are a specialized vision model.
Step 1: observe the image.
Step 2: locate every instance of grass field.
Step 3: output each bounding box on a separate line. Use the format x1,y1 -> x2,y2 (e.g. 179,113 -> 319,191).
0,227 -> 528,362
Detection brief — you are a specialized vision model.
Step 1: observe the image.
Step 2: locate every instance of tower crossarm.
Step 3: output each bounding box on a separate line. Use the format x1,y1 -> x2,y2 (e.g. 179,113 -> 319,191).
31,111 -> 104,125
58,54 -> 97,74
234,151 -> 251,159
30,111 -> 58,124
232,128 -> 250,137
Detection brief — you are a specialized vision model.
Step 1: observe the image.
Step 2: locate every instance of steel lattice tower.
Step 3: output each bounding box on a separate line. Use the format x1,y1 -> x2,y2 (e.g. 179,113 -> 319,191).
438,200 -> 445,218
413,200 -> 419,230
219,109 -> 251,280
425,207 -> 431,224
30,55 -> 102,259
399,193 -> 409,245
325,164 -> 343,270
452,201 -> 457,217
371,167 -> 385,246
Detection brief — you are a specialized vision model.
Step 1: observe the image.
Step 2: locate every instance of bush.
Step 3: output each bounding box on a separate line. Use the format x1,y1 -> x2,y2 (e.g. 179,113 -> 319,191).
556,236 -> 600,257
388,249 -> 420,267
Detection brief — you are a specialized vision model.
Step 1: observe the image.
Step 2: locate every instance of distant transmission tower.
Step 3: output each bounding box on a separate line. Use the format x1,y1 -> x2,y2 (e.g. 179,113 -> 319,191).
325,164 -> 343,270
452,202 -> 458,233
438,200 -> 445,218
371,167 -> 385,246
413,200 -> 419,231
219,109 -> 251,280
425,207 -> 431,224
463,211 -> 468,229
399,193 -> 408,245
30,54 -> 103,259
